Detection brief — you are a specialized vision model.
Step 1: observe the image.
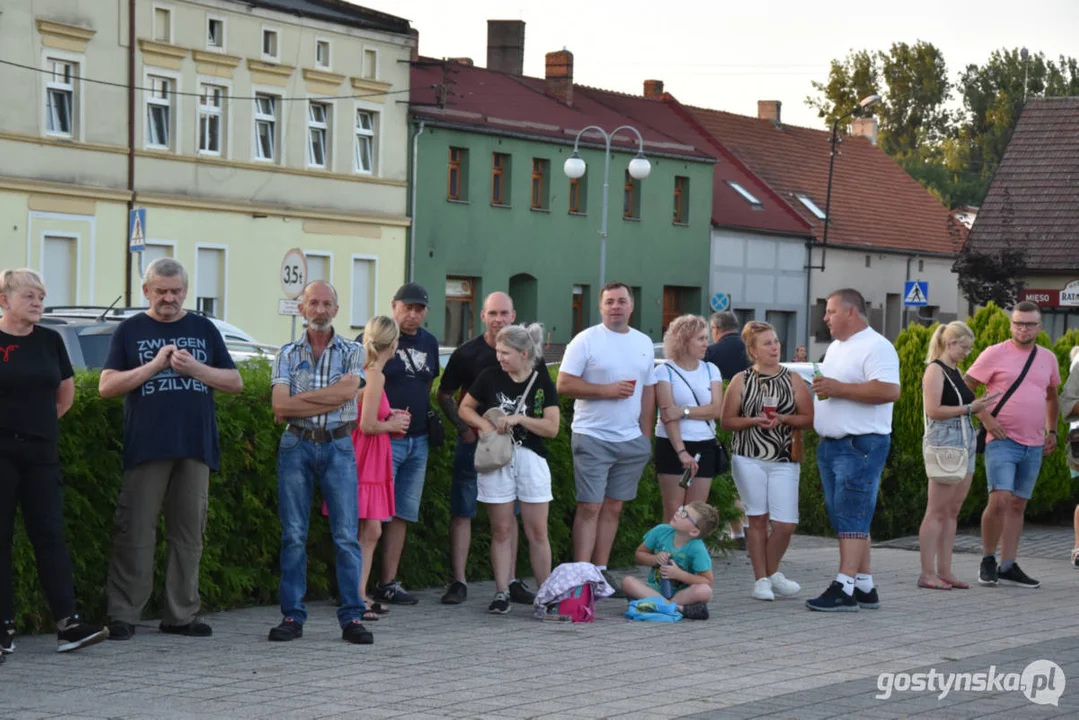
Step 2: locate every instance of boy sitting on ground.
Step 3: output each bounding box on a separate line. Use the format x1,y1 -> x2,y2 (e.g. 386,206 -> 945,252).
622,502 -> 717,619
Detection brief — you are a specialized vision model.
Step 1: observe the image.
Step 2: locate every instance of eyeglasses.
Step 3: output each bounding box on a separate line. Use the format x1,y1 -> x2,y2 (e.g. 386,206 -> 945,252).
1011,321 -> 1040,329
676,506 -> 698,528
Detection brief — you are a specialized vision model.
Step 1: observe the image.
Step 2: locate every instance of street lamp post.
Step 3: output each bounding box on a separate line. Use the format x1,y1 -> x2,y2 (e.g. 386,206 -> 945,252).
563,125 -> 651,288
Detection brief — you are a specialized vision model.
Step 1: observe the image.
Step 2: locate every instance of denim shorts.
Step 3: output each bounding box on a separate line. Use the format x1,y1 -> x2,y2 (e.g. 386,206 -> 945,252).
924,416 -> 977,477
984,437 -> 1043,500
817,434 -> 891,539
391,435 -> 430,522
450,437 -> 479,518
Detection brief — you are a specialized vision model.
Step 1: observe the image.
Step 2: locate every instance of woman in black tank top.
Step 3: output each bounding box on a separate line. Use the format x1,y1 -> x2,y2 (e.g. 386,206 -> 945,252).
918,322 -> 998,590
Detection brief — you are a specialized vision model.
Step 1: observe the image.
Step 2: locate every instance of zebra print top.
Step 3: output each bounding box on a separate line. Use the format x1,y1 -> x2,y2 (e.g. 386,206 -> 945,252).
730,366 -> 798,463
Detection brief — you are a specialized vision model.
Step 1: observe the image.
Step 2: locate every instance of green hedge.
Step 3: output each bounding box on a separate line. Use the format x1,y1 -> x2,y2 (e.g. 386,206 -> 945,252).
12,363 -> 739,631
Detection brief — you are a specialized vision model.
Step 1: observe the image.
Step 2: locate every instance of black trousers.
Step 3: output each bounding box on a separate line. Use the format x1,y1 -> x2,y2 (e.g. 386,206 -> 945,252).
0,432 -> 76,623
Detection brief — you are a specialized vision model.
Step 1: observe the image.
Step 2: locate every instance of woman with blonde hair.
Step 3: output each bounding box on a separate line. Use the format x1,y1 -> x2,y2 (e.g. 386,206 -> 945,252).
351,316 -> 411,618
721,321 -> 813,601
918,321 -> 999,589
653,315 -> 724,522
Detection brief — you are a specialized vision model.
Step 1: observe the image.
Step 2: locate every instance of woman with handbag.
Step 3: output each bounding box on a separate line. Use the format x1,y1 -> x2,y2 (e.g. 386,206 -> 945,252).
654,315 -> 724,522
457,324 -> 559,615
721,321 -> 812,601
918,321 -> 999,590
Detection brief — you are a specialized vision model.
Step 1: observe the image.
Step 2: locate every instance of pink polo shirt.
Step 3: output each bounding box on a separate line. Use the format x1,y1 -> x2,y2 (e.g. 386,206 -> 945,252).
966,341 -> 1060,447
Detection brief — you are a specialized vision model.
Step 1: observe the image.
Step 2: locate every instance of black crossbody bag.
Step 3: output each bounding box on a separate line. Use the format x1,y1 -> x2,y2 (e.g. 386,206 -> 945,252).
975,346 -> 1037,454
664,362 -> 731,474
402,349 -> 445,449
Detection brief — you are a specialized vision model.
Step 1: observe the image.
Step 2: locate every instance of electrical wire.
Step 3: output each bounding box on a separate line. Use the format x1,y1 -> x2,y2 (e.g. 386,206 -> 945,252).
0,57 -> 417,101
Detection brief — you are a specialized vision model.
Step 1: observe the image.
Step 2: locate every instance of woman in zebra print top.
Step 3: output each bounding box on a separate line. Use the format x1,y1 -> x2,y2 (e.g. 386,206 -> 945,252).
721,321 -> 813,602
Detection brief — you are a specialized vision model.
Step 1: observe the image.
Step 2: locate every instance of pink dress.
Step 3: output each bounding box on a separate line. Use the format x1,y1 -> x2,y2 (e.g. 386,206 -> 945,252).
352,390 -> 395,521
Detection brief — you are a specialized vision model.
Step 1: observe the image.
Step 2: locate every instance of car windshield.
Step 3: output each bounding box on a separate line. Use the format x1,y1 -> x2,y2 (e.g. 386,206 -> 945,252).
78,333 -> 114,369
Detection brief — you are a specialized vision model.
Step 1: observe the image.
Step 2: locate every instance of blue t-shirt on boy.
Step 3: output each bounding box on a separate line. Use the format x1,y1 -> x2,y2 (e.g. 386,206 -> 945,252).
641,523 -> 712,592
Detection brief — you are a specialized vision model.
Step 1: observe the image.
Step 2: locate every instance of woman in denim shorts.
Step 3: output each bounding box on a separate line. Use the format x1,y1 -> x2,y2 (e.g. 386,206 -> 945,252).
918,322 -> 998,590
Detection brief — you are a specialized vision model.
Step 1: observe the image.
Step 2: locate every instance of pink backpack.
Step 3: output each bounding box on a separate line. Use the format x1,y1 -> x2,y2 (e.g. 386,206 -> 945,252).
552,584 -> 594,623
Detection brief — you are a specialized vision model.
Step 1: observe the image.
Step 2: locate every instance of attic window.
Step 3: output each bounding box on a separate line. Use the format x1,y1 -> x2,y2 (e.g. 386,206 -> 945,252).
796,193 -> 826,220
727,181 -> 762,207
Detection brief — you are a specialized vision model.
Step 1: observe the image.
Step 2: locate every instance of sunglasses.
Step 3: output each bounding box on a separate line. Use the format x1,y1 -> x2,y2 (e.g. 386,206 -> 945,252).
676,506 -> 698,528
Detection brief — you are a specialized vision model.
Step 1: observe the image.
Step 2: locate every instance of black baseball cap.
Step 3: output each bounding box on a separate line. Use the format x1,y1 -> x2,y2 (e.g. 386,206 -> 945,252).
393,282 -> 429,306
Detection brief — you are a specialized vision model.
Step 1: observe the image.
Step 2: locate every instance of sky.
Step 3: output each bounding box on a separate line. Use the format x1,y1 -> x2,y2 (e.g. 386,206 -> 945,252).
355,0 -> 1079,130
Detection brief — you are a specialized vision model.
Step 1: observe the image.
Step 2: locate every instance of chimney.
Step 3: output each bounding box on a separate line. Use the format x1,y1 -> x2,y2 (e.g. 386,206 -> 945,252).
486,20 -> 525,75
643,79 -> 664,99
757,100 -> 782,125
448,57 -> 474,66
852,116 -> 878,145
545,50 -> 573,106
408,28 -> 419,62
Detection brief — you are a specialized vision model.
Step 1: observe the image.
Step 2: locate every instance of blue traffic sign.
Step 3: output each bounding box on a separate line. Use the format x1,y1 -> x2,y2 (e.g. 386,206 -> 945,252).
129,208 -> 146,252
710,292 -> 731,312
904,281 -> 928,307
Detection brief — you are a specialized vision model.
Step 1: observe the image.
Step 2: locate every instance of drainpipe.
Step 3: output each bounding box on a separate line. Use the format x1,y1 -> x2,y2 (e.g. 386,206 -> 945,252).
408,120 -> 425,282
804,238 -> 814,352
124,0 -> 136,306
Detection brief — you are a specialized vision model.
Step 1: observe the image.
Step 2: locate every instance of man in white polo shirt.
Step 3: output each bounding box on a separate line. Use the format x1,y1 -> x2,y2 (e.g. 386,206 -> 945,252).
558,282 -> 656,594
806,288 -> 900,613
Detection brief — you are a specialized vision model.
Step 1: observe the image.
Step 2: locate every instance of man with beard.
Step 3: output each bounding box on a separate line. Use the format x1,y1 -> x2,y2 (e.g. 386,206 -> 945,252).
267,281 -> 372,644
99,258 -> 242,640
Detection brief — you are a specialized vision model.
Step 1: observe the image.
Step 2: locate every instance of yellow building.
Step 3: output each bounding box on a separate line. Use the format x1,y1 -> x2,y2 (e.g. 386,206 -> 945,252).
0,0 -> 414,344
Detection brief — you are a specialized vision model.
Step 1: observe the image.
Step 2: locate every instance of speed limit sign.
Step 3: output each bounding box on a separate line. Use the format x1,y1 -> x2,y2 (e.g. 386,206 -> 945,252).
280,248 -> 307,300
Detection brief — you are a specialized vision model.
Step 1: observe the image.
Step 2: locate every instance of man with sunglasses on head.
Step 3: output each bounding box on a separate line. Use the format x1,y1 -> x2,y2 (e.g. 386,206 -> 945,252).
965,301 -> 1060,588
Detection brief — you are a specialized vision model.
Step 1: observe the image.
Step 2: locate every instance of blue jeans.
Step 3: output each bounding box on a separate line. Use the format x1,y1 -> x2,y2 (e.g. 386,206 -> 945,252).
817,434 -> 891,540
450,437 -> 479,518
984,437 -> 1043,500
391,435 -> 429,522
277,431 -> 365,627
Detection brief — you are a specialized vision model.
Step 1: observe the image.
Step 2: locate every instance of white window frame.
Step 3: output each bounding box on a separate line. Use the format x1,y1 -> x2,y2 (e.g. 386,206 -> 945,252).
349,253 -> 379,327
195,75 -> 231,158
353,102 -> 381,175
26,212 -> 96,303
197,82 -> 226,156
727,181 -> 762,207
143,68 -> 181,152
302,250 -> 334,285
193,242 -> 229,320
39,231 -> 82,307
152,3 -> 174,44
362,47 -> 379,80
252,89 -> 281,163
315,37 -> 332,70
40,48 -> 85,141
306,99 -> 331,170
796,193 -> 827,220
44,57 -> 76,138
261,26 -> 281,62
139,240 -> 178,306
206,15 -> 226,52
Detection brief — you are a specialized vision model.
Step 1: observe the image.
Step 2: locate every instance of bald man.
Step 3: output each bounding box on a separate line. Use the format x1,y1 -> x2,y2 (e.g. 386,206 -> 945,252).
436,292 -> 543,605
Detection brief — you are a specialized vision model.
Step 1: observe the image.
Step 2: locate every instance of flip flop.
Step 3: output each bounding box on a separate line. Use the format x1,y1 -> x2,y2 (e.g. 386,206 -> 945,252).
939,577 -> 969,589
368,602 -> 391,615
917,576 -> 952,590
361,610 -> 380,622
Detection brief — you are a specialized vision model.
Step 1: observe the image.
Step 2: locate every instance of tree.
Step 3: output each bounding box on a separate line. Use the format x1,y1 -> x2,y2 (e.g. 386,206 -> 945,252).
951,189 -> 1028,308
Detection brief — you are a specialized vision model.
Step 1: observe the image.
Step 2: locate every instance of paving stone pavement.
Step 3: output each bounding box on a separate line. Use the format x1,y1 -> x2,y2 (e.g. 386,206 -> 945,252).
875,524 -> 1075,559
3,531 -> 1078,720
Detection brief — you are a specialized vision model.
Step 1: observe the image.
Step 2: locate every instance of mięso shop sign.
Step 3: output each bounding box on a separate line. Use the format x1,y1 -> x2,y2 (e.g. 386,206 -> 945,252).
1021,280 -> 1079,308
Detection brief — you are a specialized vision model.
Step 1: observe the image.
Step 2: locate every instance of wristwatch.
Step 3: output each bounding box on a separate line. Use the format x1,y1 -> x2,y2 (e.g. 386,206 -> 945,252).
681,407 -> 690,419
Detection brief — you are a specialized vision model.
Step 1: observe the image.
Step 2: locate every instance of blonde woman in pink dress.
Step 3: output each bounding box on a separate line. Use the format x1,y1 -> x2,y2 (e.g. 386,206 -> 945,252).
355,316 -> 411,618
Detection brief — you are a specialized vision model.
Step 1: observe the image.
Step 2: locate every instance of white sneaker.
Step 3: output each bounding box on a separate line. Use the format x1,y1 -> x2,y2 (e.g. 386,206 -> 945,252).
751,577 -> 775,601
769,571 -> 801,597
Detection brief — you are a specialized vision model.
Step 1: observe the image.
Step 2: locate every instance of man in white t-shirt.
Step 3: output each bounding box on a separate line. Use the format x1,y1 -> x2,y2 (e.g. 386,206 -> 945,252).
806,289 -> 900,613
557,282 -> 656,594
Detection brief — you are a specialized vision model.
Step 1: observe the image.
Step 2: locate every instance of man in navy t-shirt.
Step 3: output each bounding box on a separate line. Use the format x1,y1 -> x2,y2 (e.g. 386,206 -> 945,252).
99,258 -> 242,640
366,283 -> 440,606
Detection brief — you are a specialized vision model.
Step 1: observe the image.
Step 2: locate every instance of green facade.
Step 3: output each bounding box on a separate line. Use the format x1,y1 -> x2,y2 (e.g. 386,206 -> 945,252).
410,124 -> 714,345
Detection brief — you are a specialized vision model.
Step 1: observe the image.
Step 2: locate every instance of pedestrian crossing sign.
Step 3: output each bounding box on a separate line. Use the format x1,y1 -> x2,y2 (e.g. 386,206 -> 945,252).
129,208 -> 146,252
904,281 -> 928,307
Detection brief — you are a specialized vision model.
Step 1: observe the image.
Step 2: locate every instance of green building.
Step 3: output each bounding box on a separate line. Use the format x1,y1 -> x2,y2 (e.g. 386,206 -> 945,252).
409,51 -> 715,346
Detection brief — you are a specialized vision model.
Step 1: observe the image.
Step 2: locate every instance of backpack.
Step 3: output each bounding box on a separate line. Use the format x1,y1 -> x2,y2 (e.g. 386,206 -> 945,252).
548,584 -> 595,623
625,597 -> 682,622
533,562 -> 614,622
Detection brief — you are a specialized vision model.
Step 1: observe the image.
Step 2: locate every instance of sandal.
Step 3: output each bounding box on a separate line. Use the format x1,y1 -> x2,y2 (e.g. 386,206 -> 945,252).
368,602 -> 391,615
681,603 -> 710,621
1071,548 -> 1079,568
939,576 -> 969,589
917,576 -> 952,590
361,610 -> 380,622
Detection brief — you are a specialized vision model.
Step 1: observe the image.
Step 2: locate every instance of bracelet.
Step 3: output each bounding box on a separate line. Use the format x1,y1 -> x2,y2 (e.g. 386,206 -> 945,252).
676,448 -> 688,456
1047,430 -> 1058,436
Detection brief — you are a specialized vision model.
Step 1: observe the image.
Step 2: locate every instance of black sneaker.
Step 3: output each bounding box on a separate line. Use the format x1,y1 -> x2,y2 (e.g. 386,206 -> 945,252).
106,620 -> 136,640
600,570 -> 625,599
372,579 -> 419,605
342,621 -> 373,644
508,579 -> 536,605
159,619 -> 212,637
978,556 -> 999,586
997,563 -> 1040,588
268,618 -> 303,642
488,590 -> 511,614
440,581 -> 467,605
854,586 -> 880,609
1,620 -> 14,654
805,581 -> 859,612
56,616 -> 109,653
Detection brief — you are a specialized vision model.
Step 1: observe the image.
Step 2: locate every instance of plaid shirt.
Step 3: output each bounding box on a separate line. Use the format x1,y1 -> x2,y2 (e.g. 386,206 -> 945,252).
271,331 -> 364,429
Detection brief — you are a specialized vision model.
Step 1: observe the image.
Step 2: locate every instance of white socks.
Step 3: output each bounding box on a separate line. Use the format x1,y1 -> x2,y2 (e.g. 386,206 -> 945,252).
836,573 -> 855,596
855,574 -> 874,593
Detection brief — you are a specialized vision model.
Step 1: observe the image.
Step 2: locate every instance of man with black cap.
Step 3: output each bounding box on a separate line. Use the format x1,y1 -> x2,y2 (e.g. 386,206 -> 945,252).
368,283 -> 440,606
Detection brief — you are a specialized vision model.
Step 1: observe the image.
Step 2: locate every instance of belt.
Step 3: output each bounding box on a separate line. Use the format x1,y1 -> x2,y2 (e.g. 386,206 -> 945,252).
286,421 -> 356,443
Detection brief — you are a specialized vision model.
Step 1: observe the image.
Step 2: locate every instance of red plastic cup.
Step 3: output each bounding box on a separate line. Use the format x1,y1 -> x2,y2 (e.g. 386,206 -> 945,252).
762,396 -> 778,420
